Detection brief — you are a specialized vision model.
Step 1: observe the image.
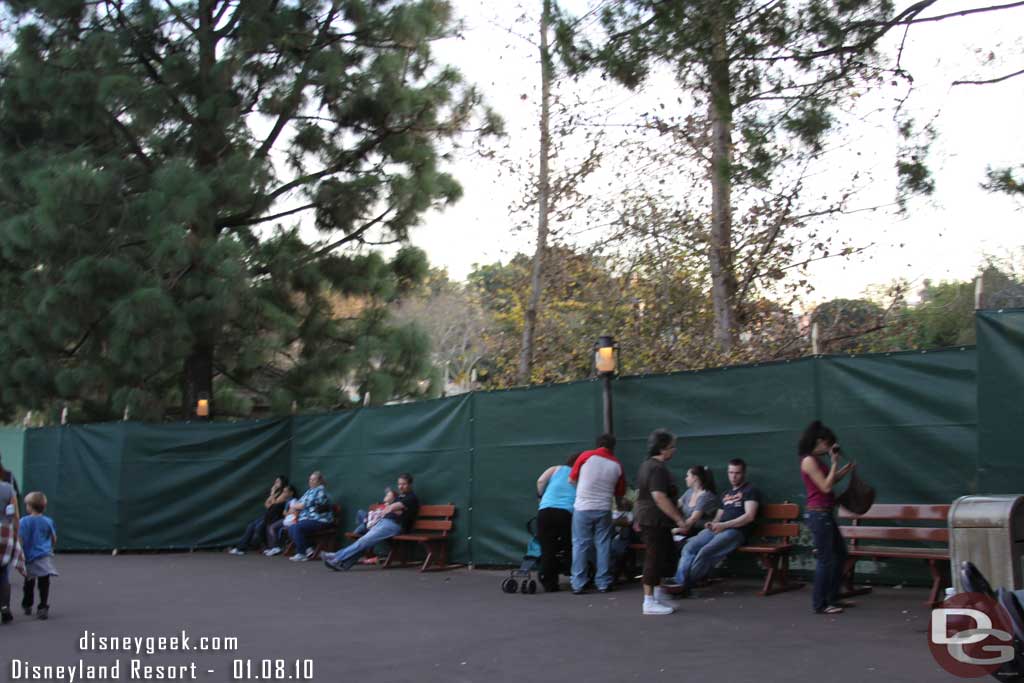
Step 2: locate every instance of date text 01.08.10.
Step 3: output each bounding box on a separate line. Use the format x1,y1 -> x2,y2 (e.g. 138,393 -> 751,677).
231,660 -> 314,680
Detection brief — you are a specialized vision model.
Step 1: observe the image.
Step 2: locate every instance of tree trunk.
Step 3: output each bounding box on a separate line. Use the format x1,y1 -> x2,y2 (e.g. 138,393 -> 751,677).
707,12 -> 738,354
518,0 -> 553,385
180,0 -> 220,419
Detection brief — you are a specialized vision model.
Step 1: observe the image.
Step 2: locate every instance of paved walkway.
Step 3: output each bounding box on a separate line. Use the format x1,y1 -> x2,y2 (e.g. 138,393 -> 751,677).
2,553 -> 960,682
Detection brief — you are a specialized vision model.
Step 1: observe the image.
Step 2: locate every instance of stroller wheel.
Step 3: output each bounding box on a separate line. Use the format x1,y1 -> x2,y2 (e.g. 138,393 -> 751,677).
502,578 -> 518,594
528,580 -> 537,594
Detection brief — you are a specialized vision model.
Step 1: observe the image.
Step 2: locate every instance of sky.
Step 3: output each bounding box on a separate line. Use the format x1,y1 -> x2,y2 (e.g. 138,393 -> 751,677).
406,1 -> 1024,306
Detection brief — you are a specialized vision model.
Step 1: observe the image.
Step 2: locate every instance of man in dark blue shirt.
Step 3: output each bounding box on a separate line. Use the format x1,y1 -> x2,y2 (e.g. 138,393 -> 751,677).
672,458 -> 761,591
323,473 -> 419,571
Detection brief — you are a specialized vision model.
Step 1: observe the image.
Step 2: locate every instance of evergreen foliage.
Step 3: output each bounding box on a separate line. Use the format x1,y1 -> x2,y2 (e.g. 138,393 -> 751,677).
0,0 -> 495,421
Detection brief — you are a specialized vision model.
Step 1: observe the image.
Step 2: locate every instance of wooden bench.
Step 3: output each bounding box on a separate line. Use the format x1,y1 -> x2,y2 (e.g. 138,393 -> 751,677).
630,502 -> 802,596
735,502 -> 802,596
838,503 -> 950,607
343,504 -> 457,572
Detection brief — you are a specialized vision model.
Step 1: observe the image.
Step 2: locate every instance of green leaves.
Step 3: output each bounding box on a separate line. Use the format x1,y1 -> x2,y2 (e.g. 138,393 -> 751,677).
0,0 -> 482,420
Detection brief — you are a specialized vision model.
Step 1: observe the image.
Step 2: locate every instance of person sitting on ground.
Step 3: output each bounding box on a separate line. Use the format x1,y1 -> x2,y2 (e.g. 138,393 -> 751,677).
323,473 -> 419,572
228,475 -> 291,556
352,487 -> 396,536
672,465 -> 718,544
0,474 -> 20,624
535,452 -> 580,592
263,484 -> 299,556
287,472 -> 334,562
635,429 -> 689,616
671,458 -> 761,594
19,492 -> 57,620
568,433 -> 626,594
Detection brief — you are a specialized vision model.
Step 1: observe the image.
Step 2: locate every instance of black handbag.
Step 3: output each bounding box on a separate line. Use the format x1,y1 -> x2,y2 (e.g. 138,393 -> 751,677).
837,467 -> 875,515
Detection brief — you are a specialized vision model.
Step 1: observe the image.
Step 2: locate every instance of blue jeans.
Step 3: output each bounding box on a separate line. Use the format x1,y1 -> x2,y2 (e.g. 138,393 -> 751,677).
674,527 -> 745,587
325,518 -> 401,569
288,519 -> 333,555
571,509 -> 613,591
806,510 -> 847,611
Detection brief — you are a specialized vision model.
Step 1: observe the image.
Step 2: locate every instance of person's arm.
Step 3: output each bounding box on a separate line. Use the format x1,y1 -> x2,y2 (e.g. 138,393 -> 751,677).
704,508 -> 725,529
537,466 -> 559,497
651,491 -> 687,528
801,449 -> 854,493
711,500 -> 760,532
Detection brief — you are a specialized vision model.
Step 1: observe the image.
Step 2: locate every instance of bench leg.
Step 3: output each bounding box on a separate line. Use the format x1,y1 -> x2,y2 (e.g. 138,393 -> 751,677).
419,541 -> 436,572
840,557 -> 873,600
759,554 -> 779,596
927,559 -> 949,608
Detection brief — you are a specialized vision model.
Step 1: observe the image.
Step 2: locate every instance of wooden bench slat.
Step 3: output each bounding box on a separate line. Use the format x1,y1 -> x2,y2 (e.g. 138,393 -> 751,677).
760,503 -> 800,519
839,504 -> 950,521
750,522 -> 800,538
841,526 -> 949,543
418,504 -> 456,517
411,519 -> 453,532
848,545 -> 949,560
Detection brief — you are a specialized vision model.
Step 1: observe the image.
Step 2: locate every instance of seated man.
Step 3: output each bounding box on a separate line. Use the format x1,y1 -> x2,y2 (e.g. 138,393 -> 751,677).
672,458 -> 760,592
323,473 -> 419,571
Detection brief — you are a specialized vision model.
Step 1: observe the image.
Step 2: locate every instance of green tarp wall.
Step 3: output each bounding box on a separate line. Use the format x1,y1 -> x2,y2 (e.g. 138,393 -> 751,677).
18,310 -> 1022,576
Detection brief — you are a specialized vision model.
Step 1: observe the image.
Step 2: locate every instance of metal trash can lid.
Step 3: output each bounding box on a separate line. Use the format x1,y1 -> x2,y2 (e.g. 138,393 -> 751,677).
950,495 -> 1024,529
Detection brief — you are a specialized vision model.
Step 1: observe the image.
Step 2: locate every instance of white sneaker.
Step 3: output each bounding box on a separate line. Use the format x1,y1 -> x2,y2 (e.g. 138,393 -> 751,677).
304,547 -> 316,558
227,548 -> 245,556
289,553 -> 308,562
643,599 -> 675,615
263,547 -> 282,557
653,586 -> 671,604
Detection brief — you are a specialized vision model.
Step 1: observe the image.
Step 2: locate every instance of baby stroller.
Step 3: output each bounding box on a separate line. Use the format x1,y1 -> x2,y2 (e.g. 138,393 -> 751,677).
501,517 -> 572,594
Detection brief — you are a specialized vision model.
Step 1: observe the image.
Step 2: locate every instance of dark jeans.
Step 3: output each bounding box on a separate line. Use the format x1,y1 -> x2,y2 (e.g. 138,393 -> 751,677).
806,510 -> 847,611
537,507 -> 572,591
22,576 -> 50,610
640,525 -> 675,587
237,518 -> 267,550
288,519 -> 333,555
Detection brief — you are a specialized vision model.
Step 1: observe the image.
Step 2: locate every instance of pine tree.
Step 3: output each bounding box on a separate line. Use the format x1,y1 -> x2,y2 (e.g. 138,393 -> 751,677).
556,0 -> 909,353
0,0 -> 496,421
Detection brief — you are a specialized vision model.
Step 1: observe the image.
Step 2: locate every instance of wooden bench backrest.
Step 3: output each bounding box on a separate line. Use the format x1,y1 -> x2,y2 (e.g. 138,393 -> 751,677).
838,504 -> 950,545
749,502 -> 800,541
409,504 -> 456,536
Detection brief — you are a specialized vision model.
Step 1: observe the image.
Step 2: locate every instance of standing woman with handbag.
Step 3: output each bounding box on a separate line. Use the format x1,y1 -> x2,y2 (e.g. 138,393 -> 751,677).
799,420 -> 855,615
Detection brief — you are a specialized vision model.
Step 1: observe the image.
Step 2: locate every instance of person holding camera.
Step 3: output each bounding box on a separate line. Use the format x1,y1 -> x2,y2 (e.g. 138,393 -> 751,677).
799,420 -> 855,615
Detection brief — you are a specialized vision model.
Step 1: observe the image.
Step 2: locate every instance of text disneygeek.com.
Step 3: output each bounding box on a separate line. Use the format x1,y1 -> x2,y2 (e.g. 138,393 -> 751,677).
9,630 -> 315,681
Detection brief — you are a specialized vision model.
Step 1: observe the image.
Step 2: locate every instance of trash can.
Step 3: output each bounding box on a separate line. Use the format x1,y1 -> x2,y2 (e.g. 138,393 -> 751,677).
950,495 -> 1024,592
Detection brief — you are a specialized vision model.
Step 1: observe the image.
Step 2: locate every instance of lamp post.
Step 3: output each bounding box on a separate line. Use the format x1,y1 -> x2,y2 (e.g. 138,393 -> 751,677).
594,335 -> 618,435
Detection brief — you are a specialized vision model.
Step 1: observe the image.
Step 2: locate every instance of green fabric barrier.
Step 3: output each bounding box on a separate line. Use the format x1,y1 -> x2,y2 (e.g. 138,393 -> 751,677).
17,344 -> 990,582
118,419 -> 292,549
977,310 -> 1024,494
0,426 -> 25,492
292,396 -> 473,562
471,382 -> 598,565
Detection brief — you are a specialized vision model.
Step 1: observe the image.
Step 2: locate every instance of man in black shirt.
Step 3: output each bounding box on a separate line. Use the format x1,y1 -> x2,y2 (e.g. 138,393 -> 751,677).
323,473 -> 419,571
672,458 -> 761,591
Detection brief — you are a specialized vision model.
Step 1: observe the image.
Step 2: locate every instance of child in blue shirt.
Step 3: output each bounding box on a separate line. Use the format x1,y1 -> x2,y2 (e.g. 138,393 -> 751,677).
19,492 -> 58,620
